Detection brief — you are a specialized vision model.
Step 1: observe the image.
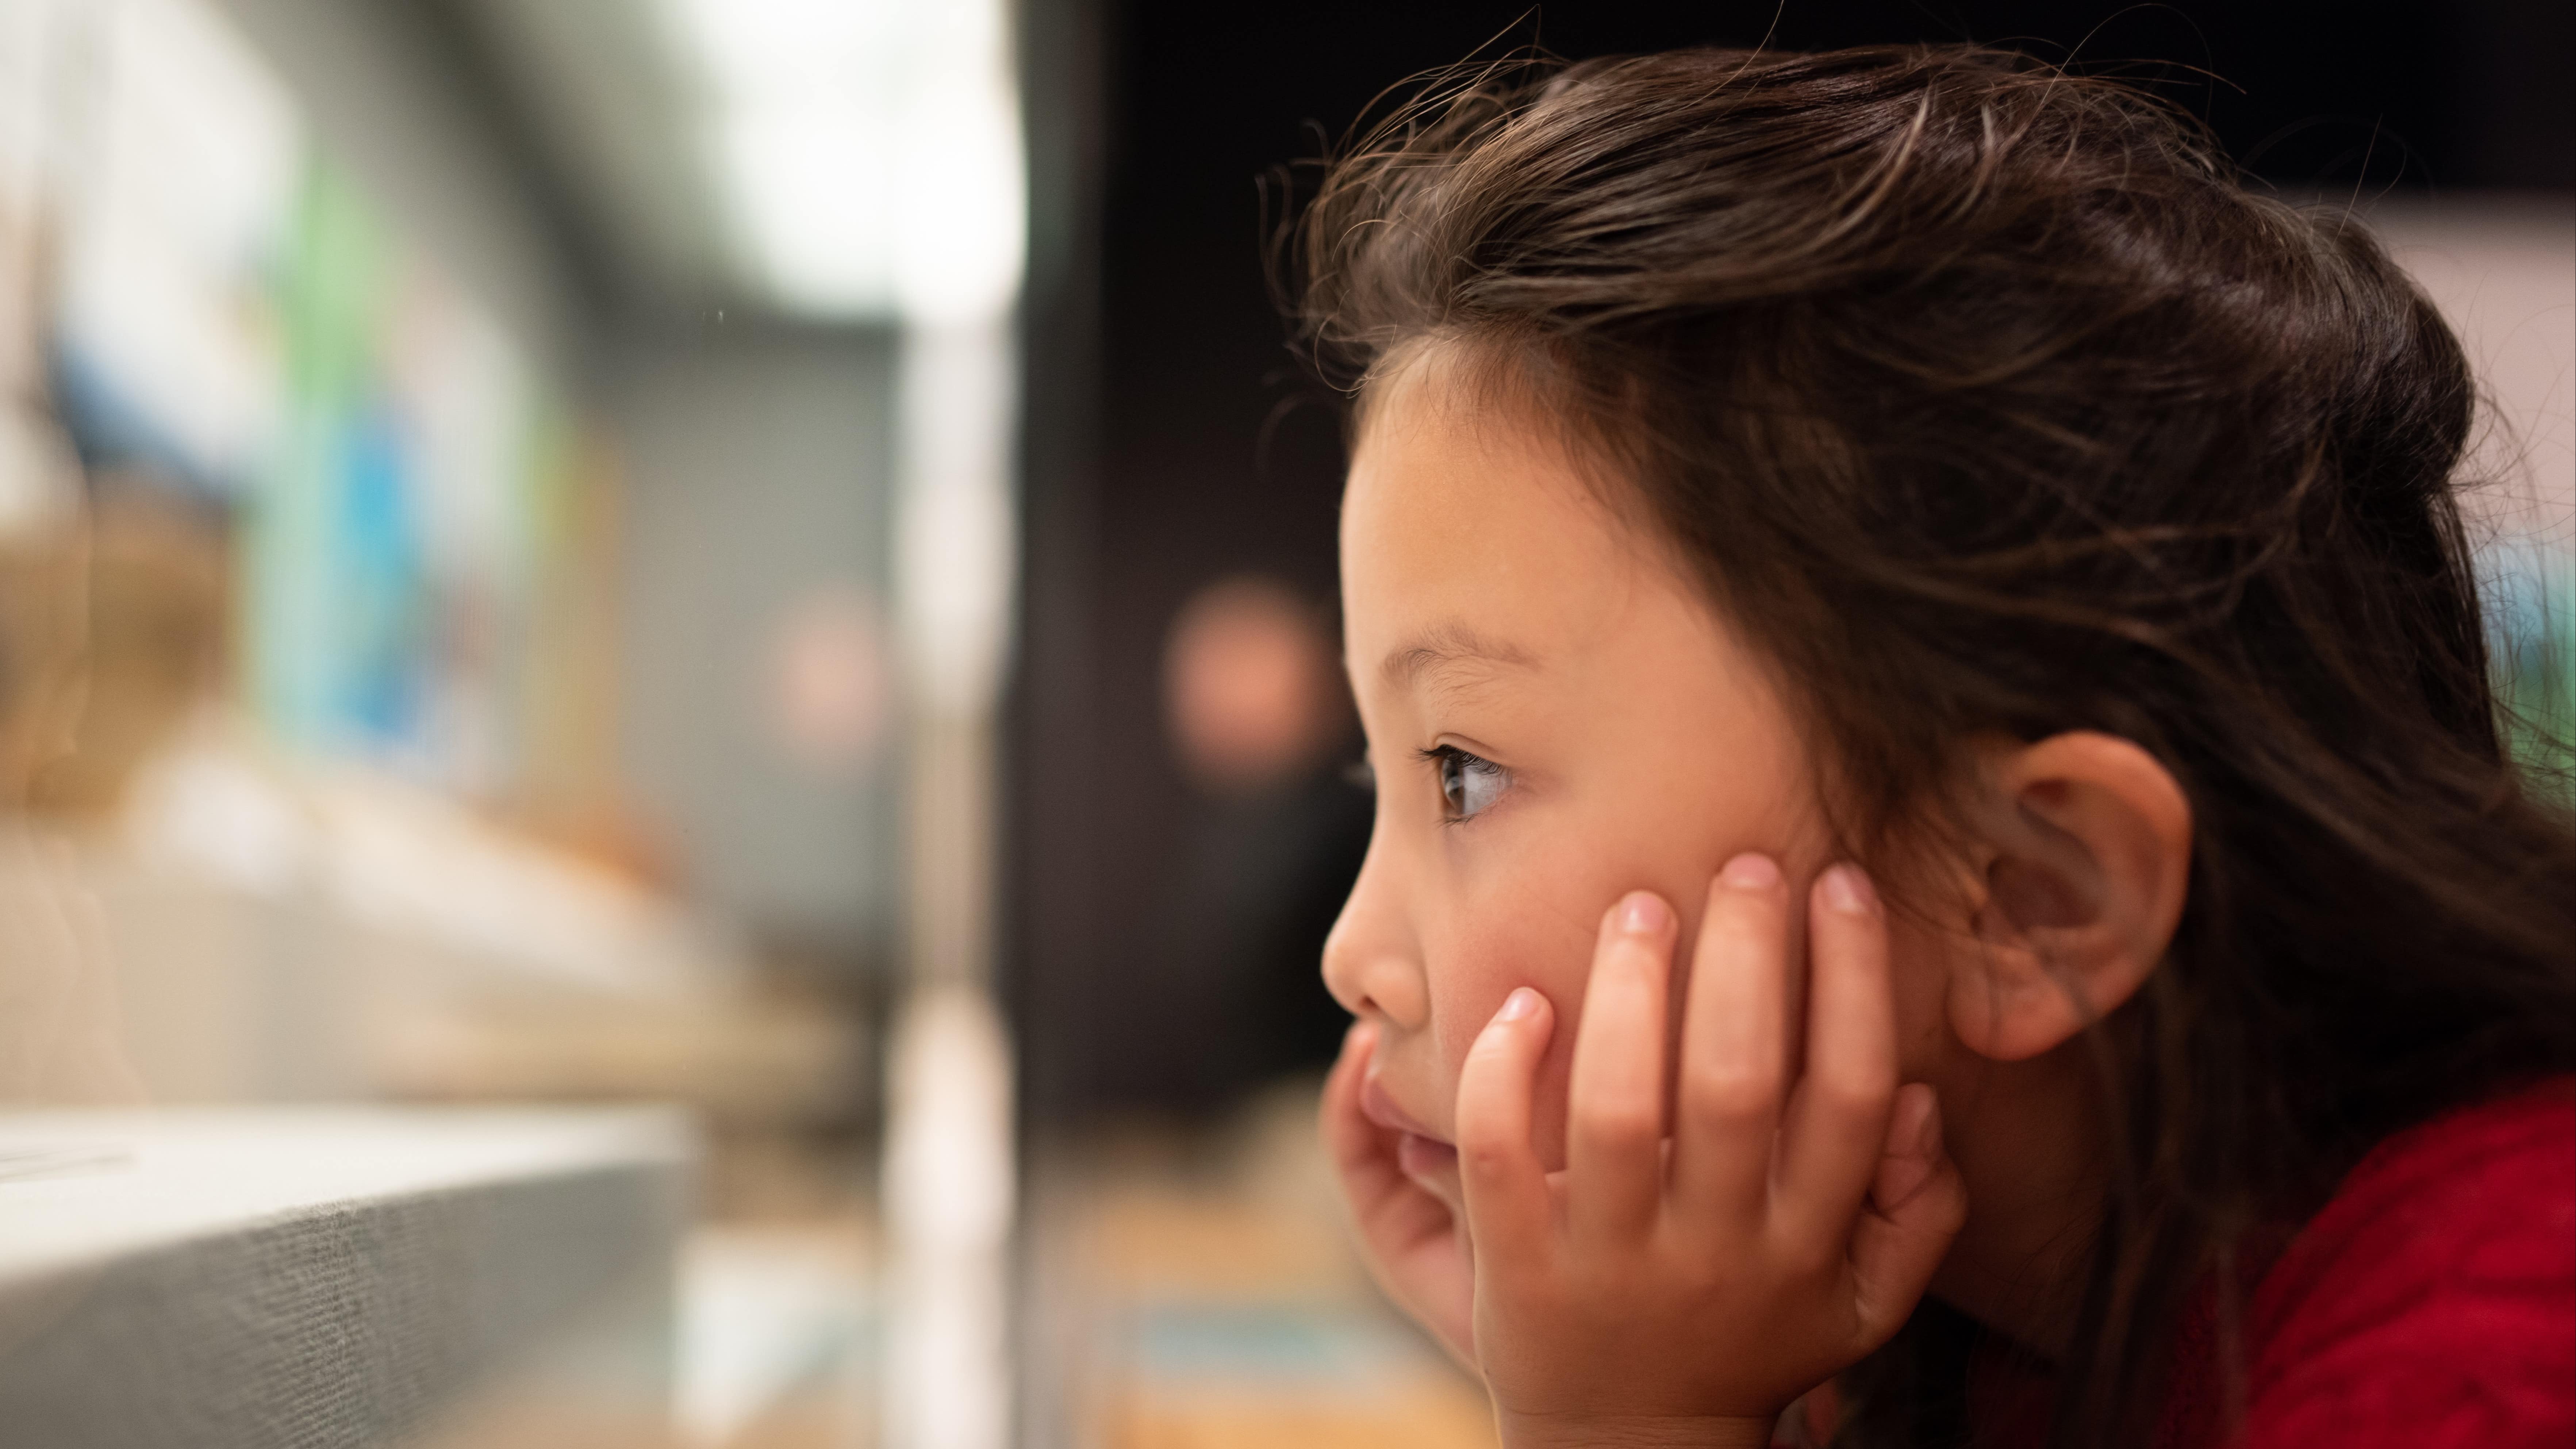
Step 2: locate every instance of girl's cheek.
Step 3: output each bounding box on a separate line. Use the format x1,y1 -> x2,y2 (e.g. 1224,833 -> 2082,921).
1431,918 -> 1589,1166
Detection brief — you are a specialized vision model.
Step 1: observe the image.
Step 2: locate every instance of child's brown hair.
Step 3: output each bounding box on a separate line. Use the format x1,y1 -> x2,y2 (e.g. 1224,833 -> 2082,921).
1290,45 -> 2576,1446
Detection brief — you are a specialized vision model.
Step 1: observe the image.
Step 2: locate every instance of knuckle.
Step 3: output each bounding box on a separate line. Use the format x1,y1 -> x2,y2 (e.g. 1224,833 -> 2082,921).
1574,1097 -> 1661,1150
1816,1069 -> 1895,1120
1659,1239 -> 1729,1293
1779,1228 -> 1841,1282
1685,1060 -> 1780,1121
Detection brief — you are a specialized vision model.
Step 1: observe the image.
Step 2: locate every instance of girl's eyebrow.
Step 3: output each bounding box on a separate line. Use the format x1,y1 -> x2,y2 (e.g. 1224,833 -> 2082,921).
1380,624 -> 1539,690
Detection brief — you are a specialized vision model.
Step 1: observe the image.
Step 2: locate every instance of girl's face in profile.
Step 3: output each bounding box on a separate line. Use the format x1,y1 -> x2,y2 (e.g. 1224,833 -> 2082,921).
1324,353 -> 1944,1223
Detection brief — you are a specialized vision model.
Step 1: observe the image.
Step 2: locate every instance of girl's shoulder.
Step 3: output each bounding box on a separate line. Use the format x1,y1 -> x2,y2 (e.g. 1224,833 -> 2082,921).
2228,1076 -> 2575,1447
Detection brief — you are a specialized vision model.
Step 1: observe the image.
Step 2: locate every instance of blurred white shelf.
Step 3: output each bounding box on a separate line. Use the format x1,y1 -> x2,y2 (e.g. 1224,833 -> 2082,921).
0,1107 -> 695,1449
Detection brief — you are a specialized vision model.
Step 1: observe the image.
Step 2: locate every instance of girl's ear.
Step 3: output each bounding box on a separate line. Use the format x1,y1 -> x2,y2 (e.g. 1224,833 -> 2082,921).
1946,732 -> 2192,1062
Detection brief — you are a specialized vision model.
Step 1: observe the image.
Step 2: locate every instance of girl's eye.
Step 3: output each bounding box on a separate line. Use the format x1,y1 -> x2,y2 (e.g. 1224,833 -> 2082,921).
1424,745 -> 1508,822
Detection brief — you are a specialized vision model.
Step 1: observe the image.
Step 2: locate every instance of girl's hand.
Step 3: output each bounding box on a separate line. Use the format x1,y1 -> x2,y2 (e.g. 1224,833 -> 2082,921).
1458,856 -> 1967,1449
1322,1018 -> 1478,1367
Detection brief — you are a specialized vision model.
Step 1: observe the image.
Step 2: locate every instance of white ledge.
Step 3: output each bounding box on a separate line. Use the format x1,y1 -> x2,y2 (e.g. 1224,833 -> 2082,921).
0,1107 -> 697,1449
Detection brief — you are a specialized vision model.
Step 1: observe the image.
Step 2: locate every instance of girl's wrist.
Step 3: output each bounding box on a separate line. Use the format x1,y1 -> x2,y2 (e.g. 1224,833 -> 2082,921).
1496,1410 -> 1780,1449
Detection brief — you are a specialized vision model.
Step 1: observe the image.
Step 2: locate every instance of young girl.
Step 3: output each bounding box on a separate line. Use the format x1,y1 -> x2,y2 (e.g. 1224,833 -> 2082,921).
1301,46 -> 2576,1448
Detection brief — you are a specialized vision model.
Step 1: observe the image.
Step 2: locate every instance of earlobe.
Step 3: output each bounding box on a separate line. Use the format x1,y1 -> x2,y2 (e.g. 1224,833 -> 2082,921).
1946,732 -> 2193,1062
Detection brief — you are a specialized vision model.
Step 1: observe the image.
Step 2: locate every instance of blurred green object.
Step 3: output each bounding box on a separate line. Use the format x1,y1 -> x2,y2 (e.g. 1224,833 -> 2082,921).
245,158 -> 586,792
2486,536 -> 2575,806
251,159 -> 407,758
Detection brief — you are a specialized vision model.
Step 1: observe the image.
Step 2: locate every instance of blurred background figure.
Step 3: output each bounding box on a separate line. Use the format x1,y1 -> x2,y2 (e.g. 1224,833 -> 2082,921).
1146,574 -> 1365,1103
1163,576 -> 1339,798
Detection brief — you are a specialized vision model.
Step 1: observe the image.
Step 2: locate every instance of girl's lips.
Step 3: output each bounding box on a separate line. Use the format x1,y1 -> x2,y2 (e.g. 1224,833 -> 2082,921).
1362,1075 -> 1463,1193
1360,1075 -> 1447,1144
1397,1130 -> 1460,1181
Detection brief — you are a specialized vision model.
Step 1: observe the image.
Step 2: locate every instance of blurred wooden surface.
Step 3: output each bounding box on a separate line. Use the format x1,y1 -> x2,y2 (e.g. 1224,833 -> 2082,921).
1030,1081 -> 1498,1449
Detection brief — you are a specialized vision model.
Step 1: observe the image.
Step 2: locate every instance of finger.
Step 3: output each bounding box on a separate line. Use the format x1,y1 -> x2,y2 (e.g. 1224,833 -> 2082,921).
1455,987 -> 1557,1262
1778,864 -> 1900,1234
1670,853 -> 1794,1227
1847,1084 -> 1968,1346
1565,892 -> 1682,1239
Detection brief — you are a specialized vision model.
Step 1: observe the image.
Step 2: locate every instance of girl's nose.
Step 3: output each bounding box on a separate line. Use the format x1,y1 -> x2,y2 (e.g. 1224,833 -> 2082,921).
1320,843 -> 1429,1031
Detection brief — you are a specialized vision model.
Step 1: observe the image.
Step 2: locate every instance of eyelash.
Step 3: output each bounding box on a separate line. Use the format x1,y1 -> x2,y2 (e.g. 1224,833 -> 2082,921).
1417,743 -> 1508,824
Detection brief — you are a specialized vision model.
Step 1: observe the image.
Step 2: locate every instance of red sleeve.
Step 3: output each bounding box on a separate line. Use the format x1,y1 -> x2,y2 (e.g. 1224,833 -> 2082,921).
2237,1079 -> 2576,1449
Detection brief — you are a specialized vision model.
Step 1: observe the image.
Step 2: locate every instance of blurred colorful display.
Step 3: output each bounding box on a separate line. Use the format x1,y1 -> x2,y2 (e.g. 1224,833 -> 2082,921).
30,0 -> 616,802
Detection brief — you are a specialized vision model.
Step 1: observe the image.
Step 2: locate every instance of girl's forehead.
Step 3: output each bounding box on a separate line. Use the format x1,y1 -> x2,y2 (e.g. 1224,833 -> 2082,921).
1340,373 -> 1709,697
1348,390 -> 1597,589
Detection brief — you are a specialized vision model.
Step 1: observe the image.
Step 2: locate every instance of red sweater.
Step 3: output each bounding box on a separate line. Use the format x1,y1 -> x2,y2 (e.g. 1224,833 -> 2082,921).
2166,1076 -> 2576,1447
1861,1078 -> 2576,1447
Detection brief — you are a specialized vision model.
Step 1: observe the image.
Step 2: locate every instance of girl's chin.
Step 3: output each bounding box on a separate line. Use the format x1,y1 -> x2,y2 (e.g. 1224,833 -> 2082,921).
1397,1131 -> 1464,1211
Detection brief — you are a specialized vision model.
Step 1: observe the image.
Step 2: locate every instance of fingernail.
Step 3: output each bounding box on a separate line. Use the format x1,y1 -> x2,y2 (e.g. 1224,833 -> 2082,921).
1820,863 -> 1877,915
1494,987 -> 1541,1023
1720,852 -> 1780,890
1617,891 -> 1671,935
1916,1089 -> 1944,1159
